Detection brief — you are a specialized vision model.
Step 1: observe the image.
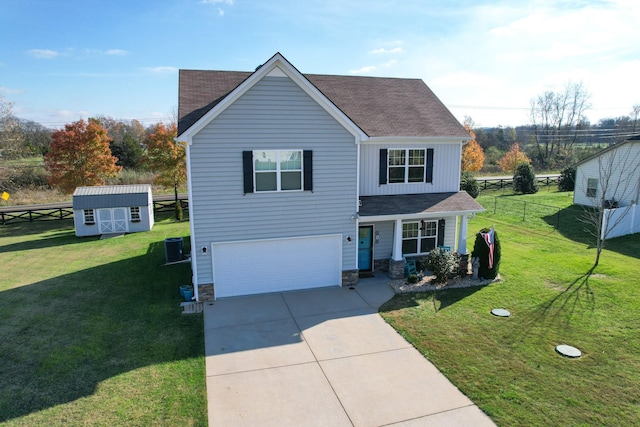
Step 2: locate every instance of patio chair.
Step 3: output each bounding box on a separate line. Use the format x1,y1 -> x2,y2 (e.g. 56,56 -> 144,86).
438,246 -> 451,252
403,256 -> 417,277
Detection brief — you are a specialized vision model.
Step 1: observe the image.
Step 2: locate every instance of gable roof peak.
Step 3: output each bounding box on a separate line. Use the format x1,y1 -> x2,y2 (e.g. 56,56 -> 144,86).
178,53 -> 469,140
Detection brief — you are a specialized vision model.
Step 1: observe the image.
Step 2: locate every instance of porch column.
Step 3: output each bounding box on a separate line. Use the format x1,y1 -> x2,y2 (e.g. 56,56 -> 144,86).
392,219 -> 403,261
457,214 -> 469,254
388,219 -> 405,279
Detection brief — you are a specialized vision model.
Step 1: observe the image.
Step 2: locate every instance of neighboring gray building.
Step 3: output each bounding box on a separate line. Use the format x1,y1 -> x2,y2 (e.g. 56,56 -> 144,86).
178,53 -> 484,301
72,184 -> 154,237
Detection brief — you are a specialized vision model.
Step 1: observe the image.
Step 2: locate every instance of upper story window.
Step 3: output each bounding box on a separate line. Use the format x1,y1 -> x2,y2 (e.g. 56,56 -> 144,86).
243,150 -> 313,194
586,178 -> 598,198
389,149 -> 426,183
83,209 -> 95,225
130,206 -> 141,222
254,150 -> 302,192
380,148 -> 433,185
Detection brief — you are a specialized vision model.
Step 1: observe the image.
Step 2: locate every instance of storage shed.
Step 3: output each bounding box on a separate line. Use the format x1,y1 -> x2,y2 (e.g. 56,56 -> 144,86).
72,184 -> 154,237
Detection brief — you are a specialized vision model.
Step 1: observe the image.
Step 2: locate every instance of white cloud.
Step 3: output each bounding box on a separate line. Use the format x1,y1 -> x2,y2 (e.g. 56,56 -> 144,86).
141,66 -> 178,74
0,86 -> 22,95
200,0 -> 234,4
349,65 -> 377,74
105,49 -> 128,56
369,47 -> 403,55
349,59 -> 397,75
27,49 -> 59,59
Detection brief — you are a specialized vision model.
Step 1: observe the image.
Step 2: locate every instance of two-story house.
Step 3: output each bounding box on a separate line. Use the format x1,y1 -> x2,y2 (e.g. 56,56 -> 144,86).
177,53 -> 484,300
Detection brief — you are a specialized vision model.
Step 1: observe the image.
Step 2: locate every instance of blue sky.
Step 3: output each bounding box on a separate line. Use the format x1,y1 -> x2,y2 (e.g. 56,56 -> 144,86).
1,0 -> 638,128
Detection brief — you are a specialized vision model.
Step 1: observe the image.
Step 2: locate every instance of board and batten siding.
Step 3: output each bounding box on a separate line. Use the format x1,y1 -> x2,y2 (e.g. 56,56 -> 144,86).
574,141 -> 640,207
189,76 -> 358,285
359,143 -> 462,196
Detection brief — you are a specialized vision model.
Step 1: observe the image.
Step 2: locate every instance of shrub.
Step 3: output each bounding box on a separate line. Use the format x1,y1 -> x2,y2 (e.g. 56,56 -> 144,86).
558,166 -> 576,191
471,228 -> 501,279
175,202 -> 183,221
407,274 -> 419,284
513,163 -> 539,194
426,248 -> 460,283
460,171 -> 480,198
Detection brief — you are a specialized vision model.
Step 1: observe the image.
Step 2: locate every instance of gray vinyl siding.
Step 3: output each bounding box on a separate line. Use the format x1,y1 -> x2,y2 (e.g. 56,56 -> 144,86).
360,143 -> 462,196
189,76 -> 358,284
367,221 -> 394,261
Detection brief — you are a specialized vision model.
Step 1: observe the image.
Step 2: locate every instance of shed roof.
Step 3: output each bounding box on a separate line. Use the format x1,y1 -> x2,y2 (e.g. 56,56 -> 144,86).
72,185 -> 153,210
178,67 -> 469,139
73,184 -> 152,196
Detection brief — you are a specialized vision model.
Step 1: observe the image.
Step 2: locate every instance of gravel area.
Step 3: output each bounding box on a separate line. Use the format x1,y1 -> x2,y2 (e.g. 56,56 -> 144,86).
389,273 -> 500,294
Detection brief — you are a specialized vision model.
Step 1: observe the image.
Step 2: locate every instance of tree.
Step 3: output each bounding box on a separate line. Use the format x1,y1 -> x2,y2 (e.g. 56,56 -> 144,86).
578,141 -> 640,267
498,142 -> 530,174
44,119 -> 121,193
0,92 -> 24,159
97,116 -> 146,169
110,133 -> 144,169
461,124 -> 485,172
145,123 -> 186,219
513,163 -> 539,194
530,82 -> 591,168
631,104 -> 640,133
460,171 -> 479,198
558,166 -> 576,191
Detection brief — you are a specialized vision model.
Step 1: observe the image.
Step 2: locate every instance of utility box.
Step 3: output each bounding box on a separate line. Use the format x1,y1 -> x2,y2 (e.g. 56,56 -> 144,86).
165,237 -> 184,263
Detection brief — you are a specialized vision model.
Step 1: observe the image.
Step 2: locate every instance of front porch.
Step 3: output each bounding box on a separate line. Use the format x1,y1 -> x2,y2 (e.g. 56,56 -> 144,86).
358,192 -> 485,280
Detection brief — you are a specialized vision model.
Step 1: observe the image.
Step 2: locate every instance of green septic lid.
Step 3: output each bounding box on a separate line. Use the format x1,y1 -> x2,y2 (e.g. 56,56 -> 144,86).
491,308 -> 511,317
556,344 -> 582,358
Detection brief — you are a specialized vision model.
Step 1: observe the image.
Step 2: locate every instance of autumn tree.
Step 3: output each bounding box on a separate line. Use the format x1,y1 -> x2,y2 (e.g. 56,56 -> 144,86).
461,124 -> 485,172
498,142 -> 530,174
44,119 -> 121,193
145,123 -> 186,219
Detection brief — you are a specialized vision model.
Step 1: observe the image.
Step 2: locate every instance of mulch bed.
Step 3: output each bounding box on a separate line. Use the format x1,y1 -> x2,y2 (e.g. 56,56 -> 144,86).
389,273 -> 500,294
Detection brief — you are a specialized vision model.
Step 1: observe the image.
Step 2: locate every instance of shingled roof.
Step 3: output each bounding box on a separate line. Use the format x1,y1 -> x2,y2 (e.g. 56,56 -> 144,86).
178,67 -> 469,139
359,192 -> 484,218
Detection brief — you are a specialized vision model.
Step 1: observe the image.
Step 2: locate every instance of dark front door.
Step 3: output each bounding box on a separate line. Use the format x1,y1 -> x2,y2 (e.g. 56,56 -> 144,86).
358,225 -> 373,271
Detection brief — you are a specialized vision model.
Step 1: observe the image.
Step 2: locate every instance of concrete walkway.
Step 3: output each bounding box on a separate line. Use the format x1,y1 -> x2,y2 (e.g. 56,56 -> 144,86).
204,276 -> 496,426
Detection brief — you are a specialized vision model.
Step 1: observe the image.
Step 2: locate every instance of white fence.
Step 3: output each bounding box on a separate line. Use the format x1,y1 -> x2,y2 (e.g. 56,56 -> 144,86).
602,204 -> 640,239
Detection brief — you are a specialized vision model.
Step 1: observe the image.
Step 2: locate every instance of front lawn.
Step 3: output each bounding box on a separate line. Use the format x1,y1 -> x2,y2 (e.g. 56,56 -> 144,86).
0,216 -> 206,426
381,191 -> 640,426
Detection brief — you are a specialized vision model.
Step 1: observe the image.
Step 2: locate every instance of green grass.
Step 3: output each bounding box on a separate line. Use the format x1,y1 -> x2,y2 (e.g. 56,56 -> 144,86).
0,215 -> 206,426
381,191 -> 640,426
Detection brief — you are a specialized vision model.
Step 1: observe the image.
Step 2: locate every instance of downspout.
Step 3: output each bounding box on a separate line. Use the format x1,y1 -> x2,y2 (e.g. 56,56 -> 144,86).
176,136 -> 199,302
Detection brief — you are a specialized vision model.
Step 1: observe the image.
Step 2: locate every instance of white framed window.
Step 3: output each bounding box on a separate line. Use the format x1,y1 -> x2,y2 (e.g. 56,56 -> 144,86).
388,149 -> 426,183
253,150 -> 303,192
402,220 -> 437,255
83,209 -> 95,225
586,178 -> 598,198
130,206 -> 141,222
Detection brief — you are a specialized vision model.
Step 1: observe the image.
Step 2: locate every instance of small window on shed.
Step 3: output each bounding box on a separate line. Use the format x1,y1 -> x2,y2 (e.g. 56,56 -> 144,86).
586,178 -> 598,198
83,209 -> 95,225
130,207 -> 141,222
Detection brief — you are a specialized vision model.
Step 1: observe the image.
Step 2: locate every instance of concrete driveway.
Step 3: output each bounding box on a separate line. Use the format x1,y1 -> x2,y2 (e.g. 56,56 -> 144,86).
204,277 -> 495,426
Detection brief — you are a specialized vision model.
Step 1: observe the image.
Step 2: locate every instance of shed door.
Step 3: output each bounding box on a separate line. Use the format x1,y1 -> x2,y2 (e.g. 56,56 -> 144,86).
212,235 -> 342,298
98,208 -> 128,234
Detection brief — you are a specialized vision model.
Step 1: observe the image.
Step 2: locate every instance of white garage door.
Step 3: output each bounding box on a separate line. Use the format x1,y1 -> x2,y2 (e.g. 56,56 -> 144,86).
212,235 -> 342,298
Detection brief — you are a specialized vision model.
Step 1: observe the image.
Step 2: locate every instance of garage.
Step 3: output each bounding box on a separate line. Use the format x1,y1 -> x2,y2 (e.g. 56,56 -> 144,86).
212,234 -> 342,298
